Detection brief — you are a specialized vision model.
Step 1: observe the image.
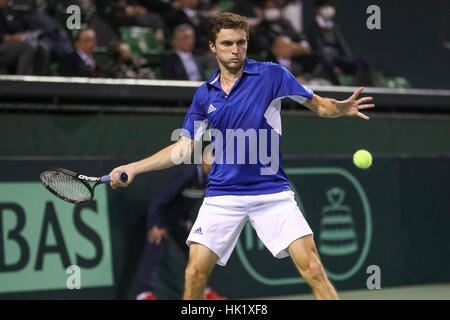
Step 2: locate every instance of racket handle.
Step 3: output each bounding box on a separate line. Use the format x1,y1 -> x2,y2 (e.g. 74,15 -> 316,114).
100,172 -> 128,183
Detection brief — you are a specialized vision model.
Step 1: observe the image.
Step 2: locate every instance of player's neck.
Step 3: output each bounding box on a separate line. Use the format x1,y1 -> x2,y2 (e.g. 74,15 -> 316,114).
218,62 -> 244,93
218,61 -> 244,81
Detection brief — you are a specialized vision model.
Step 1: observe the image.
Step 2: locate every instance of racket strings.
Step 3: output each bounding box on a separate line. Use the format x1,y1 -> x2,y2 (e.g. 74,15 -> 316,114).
40,170 -> 92,203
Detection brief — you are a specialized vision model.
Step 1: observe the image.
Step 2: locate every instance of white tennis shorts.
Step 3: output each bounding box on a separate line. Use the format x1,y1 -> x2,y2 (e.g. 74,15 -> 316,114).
186,190 -> 313,266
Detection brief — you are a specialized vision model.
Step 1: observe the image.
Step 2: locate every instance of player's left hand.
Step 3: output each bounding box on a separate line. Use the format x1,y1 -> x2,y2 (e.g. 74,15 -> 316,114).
330,87 -> 375,120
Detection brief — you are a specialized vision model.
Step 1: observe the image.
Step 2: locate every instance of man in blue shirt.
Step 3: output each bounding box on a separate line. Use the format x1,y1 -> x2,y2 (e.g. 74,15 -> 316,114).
109,12 -> 374,300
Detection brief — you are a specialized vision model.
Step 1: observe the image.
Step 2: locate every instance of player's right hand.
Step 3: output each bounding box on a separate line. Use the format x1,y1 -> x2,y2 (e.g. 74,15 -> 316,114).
109,164 -> 135,189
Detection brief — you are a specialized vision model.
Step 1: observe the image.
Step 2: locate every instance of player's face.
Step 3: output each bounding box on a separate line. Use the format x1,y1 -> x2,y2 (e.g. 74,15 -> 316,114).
210,28 -> 247,73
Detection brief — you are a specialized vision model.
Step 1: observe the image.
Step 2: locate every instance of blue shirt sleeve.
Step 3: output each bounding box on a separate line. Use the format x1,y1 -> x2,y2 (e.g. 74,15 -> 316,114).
274,65 -> 314,102
181,86 -> 208,141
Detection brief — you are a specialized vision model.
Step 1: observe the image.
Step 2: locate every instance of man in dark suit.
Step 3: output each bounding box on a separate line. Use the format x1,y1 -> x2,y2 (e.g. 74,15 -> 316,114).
166,0 -> 209,54
161,24 -> 205,81
267,35 -> 307,82
59,28 -> 102,77
0,0 -> 51,75
306,0 -> 378,86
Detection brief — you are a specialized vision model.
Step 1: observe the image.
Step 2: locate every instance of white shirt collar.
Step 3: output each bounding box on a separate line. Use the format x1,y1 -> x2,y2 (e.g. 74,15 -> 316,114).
76,48 -> 95,68
176,49 -> 193,60
182,8 -> 196,19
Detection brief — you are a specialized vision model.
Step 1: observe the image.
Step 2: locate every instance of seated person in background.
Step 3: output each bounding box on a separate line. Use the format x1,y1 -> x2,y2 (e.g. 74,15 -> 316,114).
0,0 -> 51,75
267,35 -> 307,83
59,28 -> 103,77
268,35 -> 335,86
254,0 -> 335,83
0,16 -> 36,74
251,0 -> 309,55
231,0 -> 263,29
306,0 -> 378,86
96,0 -> 165,42
108,40 -> 156,79
166,0 -> 209,54
161,24 -> 205,81
52,0 -> 120,48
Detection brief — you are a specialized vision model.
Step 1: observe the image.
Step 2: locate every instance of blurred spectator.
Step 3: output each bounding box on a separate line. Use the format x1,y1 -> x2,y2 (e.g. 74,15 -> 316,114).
281,0 -> 303,33
50,0 -> 120,48
196,0 -> 225,18
252,0 -> 336,83
0,0 -> 51,74
251,0 -> 309,54
162,24 -> 205,80
96,0 -> 165,42
268,35 -> 306,82
140,0 -> 180,21
267,35 -> 335,85
59,28 -> 103,77
166,0 -> 209,54
25,10 -> 73,60
231,0 -> 263,29
108,40 -> 155,78
306,0 -> 379,86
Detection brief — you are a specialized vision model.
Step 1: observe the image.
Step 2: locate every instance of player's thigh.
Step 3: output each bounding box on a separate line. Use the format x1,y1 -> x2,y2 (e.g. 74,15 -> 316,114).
248,191 -> 313,259
288,234 -> 321,272
187,242 -> 219,276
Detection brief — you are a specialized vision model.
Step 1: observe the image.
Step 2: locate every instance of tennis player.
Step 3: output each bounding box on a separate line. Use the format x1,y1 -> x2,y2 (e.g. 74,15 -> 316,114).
109,12 -> 374,300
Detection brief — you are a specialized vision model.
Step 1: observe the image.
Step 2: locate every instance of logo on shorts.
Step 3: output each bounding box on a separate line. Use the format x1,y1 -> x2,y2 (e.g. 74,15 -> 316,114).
193,227 -> 203,235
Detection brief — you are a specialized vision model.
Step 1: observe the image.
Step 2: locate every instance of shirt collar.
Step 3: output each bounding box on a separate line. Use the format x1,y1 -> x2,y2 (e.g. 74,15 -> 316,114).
207,58 -> 259,90
176,49 -> 193,60
76,48 -> 95,66
182,8 -> 196,19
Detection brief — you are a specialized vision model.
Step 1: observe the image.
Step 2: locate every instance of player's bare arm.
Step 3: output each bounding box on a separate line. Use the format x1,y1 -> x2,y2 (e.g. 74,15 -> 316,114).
303,87 -> 375,119
109,136 -> 194,189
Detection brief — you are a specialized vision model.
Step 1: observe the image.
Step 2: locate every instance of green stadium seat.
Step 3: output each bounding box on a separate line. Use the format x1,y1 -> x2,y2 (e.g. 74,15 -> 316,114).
49,62 -> 59,76
218,0 -> 234,11
338,74 -> 353,86
381,76 -> 411,89
93,48 -> 113,72
119,26 -> 165,56
204,68 -> 216,79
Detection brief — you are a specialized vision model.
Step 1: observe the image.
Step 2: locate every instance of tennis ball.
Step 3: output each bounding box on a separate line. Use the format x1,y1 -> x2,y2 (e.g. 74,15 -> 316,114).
353,149 -> 372,169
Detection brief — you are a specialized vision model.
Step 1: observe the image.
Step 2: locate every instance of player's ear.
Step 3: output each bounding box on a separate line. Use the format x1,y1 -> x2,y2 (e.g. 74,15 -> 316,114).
209,41 -> 216,53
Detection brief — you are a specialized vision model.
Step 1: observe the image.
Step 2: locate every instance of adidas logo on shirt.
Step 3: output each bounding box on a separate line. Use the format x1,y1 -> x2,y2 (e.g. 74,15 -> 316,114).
193,227 -> 203,235
207,104 -> 216,114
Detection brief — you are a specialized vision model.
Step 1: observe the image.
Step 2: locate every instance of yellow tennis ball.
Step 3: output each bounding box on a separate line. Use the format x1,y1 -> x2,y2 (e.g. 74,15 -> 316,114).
353,149 -> 372,169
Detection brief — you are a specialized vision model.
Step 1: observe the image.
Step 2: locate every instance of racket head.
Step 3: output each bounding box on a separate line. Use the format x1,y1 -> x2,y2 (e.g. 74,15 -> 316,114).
40,167 -> 94,204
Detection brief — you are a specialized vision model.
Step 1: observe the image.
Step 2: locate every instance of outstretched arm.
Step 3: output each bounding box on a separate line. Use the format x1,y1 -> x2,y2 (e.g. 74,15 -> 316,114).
108,135 -> 194,188
303,87 -> 375,120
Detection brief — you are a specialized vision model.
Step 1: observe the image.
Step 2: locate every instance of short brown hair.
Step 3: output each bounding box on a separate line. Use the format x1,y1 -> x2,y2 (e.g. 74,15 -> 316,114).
208,12 -> 249,44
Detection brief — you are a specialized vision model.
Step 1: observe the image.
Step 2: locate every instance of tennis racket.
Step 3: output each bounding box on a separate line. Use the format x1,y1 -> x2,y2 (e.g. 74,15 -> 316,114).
40,167 -> 128,204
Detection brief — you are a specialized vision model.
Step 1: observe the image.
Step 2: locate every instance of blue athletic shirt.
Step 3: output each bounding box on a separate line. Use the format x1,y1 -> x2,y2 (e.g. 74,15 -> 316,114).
181,58 -> 314,197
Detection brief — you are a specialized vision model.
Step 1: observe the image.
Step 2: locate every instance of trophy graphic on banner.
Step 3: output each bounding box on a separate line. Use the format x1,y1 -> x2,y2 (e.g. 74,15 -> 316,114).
319,187 -> 358,256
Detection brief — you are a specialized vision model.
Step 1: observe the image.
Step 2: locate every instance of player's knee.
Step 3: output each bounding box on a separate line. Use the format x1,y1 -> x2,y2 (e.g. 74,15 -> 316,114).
303,259 -> 327,284
185,264 -> 208,285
